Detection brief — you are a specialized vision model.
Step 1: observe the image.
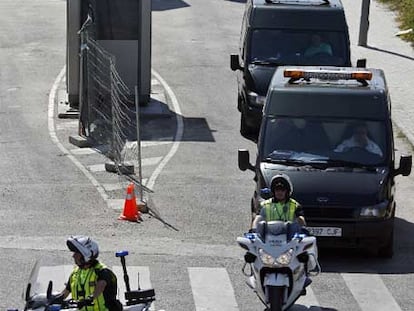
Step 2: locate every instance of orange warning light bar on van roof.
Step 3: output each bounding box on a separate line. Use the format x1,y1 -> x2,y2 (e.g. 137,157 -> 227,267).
284,69 -> 373,81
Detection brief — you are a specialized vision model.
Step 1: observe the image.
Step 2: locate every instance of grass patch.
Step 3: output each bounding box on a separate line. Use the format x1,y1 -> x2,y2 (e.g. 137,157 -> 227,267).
378,0 -> 414,44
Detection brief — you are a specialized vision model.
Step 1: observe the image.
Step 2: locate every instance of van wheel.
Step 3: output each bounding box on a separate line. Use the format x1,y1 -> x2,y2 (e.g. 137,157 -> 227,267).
377,231 -> 394,258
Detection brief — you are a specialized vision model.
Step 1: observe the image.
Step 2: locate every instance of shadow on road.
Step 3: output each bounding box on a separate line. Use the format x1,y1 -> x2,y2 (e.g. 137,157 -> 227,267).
365,45 -> 414,61
152,0 -> 190,11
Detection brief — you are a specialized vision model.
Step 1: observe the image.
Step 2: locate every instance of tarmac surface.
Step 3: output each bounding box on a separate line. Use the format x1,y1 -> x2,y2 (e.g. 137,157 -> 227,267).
55,0 -> 414,212
59,0 -> 414,147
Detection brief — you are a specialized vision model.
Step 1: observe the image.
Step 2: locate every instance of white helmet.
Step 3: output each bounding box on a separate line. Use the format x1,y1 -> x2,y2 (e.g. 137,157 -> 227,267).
66,235 -> 99,263
270,173 -> 293,197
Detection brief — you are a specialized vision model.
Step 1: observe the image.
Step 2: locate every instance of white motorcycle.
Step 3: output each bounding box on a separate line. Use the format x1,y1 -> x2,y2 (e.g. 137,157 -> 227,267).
16,251 -> 156,311
237,220 -> 321,311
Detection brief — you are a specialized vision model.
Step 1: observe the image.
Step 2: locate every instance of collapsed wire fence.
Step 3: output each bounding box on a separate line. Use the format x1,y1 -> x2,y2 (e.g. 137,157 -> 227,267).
78,25 -> 151,202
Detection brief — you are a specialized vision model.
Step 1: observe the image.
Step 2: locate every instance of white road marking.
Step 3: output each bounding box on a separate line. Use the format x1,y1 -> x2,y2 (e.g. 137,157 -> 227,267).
37,265 -> 74,293
141,141 -> 173,147
141,156 -> 162,166
104,180 -> 148,192
70,148 -> 99,155
146,69 -> 183,190
56,121 -> 78,130
48,66 -> 109,202
188,267 -> 239,311
342,273 -> 402,311
88,164 -> 106,172
49,67 -> 182,207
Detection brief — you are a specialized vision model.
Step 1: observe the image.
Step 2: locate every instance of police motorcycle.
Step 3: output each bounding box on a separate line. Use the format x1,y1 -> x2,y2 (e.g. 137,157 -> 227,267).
18,251 -> 156,311
237,219 -> 321,311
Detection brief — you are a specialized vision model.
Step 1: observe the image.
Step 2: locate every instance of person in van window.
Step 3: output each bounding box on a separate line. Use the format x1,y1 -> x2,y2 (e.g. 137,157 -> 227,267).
334,122 -> 383,157
304,34 -> 333,57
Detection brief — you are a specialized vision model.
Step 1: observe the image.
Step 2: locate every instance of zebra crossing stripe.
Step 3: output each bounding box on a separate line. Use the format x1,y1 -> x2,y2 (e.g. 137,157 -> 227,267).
37,265 -> 74,293
141,141 -> 173,147
342,273 -> 402,311
112,266 -> 154,311
293,286 -> 321,311
188,267 -> 239,311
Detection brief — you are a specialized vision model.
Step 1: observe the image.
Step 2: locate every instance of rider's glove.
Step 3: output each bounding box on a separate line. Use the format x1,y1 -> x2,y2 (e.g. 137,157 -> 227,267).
78,296 -> 94,309
248,228 -> 256,233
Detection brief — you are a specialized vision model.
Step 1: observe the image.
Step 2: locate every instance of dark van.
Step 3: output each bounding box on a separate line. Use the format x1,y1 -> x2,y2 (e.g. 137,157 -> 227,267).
238,66 -> 412,258
230,0 -> 353,140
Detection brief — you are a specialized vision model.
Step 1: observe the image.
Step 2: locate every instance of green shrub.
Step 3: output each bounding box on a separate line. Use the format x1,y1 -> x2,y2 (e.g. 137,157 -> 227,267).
378,0 -> 414,43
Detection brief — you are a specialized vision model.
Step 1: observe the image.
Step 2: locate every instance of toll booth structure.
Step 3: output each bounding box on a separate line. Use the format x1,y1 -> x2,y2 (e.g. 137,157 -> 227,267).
66,0 -> 152,110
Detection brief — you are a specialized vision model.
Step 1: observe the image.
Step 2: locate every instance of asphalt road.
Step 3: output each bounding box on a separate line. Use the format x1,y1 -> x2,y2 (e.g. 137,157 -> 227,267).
1,1 -> 414,311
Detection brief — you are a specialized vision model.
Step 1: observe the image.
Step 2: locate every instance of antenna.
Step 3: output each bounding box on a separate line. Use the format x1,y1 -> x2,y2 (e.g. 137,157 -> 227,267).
137,272 -> 141,290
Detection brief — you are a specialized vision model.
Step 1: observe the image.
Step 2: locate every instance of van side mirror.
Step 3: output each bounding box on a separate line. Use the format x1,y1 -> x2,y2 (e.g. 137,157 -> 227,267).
394,154 -> 412,176
356,58 -> 367,68
231,54 -> 243,71
238,149 -> 254,171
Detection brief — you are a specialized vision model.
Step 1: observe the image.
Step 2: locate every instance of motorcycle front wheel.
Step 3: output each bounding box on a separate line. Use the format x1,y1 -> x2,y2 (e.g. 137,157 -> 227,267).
268,286 -> 284,311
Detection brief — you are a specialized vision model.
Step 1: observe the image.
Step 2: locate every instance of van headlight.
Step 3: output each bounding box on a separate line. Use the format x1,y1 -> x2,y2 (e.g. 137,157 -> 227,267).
360,201 -> 389,218
259,248 -> 293,267
247,91 -> 266,107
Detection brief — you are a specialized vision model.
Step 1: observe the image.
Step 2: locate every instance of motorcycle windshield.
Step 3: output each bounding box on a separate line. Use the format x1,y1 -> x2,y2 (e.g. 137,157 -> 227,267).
24,256 -> 75,305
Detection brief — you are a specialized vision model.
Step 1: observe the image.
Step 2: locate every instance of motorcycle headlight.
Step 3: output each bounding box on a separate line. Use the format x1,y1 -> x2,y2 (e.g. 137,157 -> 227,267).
259,248 -> 293,267
360,201 -> 388,218
276,248 -> 294,266
247,91 -> 266,107
259,248 -> 275,266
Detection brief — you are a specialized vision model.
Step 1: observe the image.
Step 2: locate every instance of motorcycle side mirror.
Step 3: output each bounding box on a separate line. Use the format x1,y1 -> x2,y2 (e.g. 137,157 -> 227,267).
244,252 -> 256,263
47,281 -> 53,299
25,283 -> 31,302
260,188 -> 272,199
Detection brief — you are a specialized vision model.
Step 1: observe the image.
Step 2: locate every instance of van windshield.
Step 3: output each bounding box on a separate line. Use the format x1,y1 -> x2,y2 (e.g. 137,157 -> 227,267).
248,30 -> 348,66
260,117 -> 388,167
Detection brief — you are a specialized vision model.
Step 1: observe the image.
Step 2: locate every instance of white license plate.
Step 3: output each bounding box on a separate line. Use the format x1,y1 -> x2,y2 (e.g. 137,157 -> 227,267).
307,227 -> 342,237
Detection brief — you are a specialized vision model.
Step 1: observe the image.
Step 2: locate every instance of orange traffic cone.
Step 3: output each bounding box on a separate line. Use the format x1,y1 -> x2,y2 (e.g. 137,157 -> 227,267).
118,183 -> 141,222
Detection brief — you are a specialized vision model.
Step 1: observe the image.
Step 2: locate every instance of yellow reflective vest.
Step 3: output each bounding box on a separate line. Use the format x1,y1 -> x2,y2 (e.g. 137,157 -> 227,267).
261,198 -> 299,222
69,262 -> 108,311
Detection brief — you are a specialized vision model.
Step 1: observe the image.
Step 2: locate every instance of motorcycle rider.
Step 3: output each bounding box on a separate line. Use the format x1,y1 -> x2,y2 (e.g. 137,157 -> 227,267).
250,174 -> 318,285
252,174 -> 306,231
51,235 -> 122,311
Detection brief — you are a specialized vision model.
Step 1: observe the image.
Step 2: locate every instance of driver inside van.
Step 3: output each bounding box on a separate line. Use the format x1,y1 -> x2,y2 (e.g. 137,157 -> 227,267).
304,34 -> 333,57
334,122 -> 383,157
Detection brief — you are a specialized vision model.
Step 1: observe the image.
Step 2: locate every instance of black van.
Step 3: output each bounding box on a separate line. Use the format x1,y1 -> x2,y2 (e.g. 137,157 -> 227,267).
238,66 -> 412,258
230,0 -> 353,141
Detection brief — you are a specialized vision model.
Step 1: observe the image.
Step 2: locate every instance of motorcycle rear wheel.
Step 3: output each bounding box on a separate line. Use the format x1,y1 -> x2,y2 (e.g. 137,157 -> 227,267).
268,286 -> 284,311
